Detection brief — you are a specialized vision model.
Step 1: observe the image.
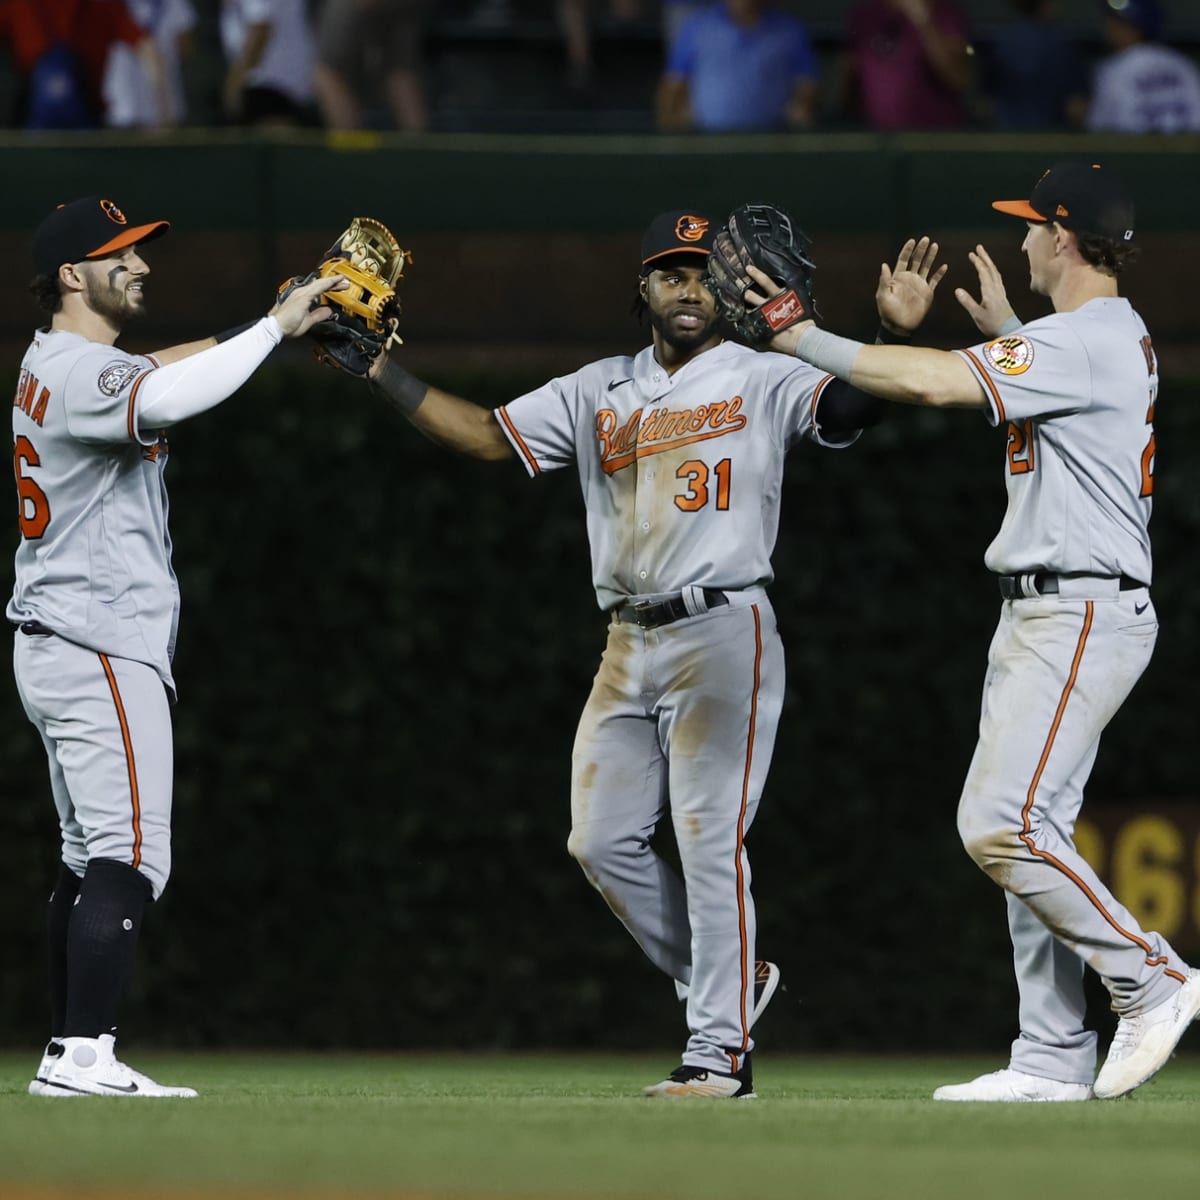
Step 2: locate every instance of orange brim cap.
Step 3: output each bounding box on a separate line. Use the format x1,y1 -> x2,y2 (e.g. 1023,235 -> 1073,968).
991,200 -> 1047,222
86,220 -> 171,258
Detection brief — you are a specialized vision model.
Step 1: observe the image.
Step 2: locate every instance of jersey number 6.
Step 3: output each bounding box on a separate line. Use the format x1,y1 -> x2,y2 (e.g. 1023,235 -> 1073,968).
14,435 -> 51,539
675,458 -> 732,512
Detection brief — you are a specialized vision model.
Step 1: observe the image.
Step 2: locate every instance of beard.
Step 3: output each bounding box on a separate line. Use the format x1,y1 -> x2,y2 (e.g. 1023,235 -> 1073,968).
648,304 -> 720,353
84,273 -> 146,325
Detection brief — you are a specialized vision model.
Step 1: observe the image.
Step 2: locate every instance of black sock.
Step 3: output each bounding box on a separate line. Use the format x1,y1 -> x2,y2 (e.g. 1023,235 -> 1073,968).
63,859 -> 152,1039
46,863 -> 83,1039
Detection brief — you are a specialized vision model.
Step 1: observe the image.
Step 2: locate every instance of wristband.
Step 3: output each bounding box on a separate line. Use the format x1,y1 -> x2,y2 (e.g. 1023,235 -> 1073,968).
370,355 -> 428,415
215,320 -> 258,344
794,326 -> 865,381
875,324 -> 911,346
997,315 -> 1023,336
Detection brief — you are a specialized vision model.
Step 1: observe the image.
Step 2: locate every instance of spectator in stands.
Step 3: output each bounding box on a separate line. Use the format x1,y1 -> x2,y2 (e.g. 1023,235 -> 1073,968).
104,0 -> 196,129
656,1 -> 818,132
983,1 -> 1088,129
1086,0 -> 1200,132
558,0 -> 643,93
663,1 -> 704,49
842,0 -> 971,129
0,0 -> 166,130
220,0 -> 316,127
313,0 -> 429,131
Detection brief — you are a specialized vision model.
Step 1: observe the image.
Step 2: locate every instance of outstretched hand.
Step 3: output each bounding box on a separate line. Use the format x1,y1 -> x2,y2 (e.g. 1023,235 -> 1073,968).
876,236 -> 948,336
740,262 -> 816,355
270,273 -> 350,338
955,244 -> 1018,338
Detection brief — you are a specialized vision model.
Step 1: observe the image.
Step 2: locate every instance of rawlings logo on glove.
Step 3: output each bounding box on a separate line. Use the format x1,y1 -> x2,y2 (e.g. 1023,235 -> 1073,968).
278,217 -> 412,376
705,203 -> 817,346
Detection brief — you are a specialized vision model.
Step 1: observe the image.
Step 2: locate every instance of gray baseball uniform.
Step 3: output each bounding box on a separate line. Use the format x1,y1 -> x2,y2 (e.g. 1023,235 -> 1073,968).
11,319 -> 285,900
495,338 -> 848,1073
953,297 -> 1189,1084
11,331 -> 177,896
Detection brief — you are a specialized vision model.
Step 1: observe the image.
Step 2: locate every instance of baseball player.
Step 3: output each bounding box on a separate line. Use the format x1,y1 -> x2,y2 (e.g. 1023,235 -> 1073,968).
748,161 -> 1200,1100
358,209 -> 944,1097
12,195 -> 341,1098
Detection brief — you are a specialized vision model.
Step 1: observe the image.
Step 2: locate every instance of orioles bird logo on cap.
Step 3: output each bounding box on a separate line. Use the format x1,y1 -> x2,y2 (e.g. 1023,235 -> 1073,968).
100,199 -> 127,225
675,215 -> 709,243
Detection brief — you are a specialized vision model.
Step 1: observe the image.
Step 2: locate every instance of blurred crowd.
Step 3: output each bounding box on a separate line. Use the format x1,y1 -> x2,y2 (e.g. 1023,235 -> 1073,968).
0,0 -> 1198,134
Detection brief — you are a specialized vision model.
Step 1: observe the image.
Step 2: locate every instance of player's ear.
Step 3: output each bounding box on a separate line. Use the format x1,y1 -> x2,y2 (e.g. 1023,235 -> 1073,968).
57,263 -> 85,293
638,276 -> 649,302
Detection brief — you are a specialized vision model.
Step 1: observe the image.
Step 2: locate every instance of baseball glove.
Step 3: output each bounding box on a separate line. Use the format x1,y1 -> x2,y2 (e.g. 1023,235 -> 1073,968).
705,203 -> 817,345
278,217 -> 412,376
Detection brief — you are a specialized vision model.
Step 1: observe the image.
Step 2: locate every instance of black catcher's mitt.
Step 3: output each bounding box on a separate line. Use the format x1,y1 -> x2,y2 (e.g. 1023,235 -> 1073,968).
278,217 -> 412,376
706,203 -> 817,345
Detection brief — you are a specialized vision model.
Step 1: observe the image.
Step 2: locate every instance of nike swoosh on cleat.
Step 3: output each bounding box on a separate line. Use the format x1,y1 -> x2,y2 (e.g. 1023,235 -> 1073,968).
97,1081 -> 140,1094
607,378 -> 633,391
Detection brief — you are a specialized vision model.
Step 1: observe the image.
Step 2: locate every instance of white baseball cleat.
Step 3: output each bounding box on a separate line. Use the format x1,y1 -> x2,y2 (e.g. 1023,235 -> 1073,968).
933,1068 -> 1093,1102
39,1034 -> 197,1099
27,1039 -> 65,1096
751,961 -> 781,1028
643,1056 -> 755,1099
1093,969 -> 1200,1099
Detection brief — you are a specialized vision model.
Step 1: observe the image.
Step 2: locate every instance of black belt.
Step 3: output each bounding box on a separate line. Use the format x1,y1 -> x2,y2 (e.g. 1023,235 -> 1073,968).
611,589 -> 729,629
996,573 -> 1145,600
13,621 -> 53,635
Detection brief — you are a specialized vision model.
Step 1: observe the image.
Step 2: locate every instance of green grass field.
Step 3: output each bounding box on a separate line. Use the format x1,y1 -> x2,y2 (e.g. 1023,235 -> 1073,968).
1,1053 -> 1197,1200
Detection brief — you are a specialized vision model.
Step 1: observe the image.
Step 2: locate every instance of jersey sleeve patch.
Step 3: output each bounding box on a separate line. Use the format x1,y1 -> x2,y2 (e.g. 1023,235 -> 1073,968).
97,360 -> 144,397
982,336 -> 1035,376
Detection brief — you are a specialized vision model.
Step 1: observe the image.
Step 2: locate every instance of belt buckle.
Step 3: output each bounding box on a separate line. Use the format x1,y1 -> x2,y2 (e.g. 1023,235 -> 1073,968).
631,599 -> 663,629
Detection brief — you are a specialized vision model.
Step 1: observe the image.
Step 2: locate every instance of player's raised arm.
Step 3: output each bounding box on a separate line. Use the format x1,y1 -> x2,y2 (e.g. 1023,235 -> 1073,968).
134,275 -> 347,428
745,251 -> 985,409
281,215 -> 516,462
367,353 -> 515,462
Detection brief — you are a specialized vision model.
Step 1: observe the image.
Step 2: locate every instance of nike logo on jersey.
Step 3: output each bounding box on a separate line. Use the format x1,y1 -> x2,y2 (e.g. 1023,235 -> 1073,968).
595,398 -> 747,476
1135,600 -> 1149,615
607,378 -> 633,391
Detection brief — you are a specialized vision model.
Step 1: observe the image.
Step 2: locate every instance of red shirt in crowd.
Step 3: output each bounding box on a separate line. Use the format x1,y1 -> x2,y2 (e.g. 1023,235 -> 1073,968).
849,0 -> 970,129
0,0 -> 147,105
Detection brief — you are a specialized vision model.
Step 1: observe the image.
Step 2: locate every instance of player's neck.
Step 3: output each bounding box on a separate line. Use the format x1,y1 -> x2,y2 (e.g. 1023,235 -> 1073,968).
1049,269 -> 1119,314
652,333 -> 723,375
51,305 -> 122,346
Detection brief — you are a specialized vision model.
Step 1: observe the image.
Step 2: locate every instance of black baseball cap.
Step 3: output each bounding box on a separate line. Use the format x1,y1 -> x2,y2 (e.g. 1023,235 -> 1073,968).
992,161 -> 1135,243
640,209 -> 714,274
33,196 -> 170,277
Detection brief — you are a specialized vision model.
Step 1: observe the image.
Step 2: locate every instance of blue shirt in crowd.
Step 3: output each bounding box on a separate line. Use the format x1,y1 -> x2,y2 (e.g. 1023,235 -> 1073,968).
666,3 -> 817,131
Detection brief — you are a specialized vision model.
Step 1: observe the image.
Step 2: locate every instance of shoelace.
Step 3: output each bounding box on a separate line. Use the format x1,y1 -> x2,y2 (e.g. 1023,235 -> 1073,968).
667,1065 -> 710,1083
1106,1015 -> 1143,1059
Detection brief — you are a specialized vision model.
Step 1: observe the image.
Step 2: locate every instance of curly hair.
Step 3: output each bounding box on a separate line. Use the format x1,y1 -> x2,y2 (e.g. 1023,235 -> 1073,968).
29,273 -> 63,315
1076,233 -> 1140,277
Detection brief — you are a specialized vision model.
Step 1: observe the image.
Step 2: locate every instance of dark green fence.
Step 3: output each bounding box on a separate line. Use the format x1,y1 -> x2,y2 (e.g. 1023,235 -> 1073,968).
1,359 -> 1197,1053
1,133 -> 1198,1052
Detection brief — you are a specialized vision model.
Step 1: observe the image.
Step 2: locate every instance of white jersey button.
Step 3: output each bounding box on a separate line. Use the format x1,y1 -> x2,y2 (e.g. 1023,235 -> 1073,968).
642,522 -> 650,530
639,571 -> 647,580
